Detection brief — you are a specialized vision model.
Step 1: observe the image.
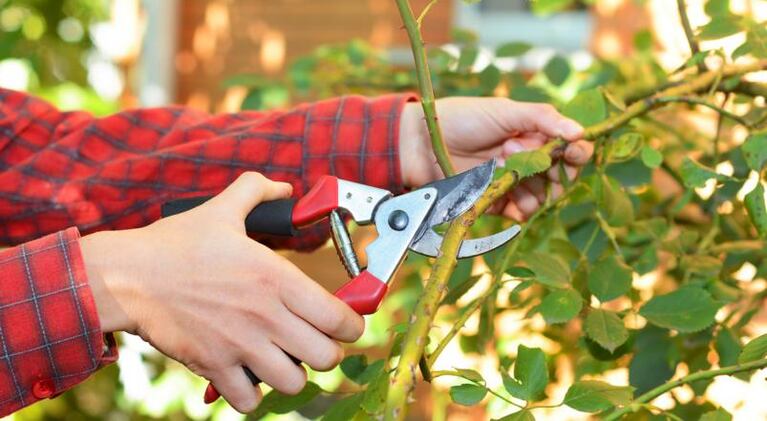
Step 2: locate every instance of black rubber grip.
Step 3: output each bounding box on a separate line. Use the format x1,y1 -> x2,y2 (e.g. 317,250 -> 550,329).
161,196 -> 297,236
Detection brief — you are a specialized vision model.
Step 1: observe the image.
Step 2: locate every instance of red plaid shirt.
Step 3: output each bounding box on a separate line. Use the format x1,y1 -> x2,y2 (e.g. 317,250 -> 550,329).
0,88 -> 411,416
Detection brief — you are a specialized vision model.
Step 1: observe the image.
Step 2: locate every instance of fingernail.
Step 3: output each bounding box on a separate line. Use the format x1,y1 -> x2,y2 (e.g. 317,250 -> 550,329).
559,119 -> 583,138
566,144 -> 585,162
504,141 -> 525,155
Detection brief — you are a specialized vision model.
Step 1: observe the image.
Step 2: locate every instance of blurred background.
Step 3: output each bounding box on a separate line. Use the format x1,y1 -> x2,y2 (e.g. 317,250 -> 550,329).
2,0 -> 767,420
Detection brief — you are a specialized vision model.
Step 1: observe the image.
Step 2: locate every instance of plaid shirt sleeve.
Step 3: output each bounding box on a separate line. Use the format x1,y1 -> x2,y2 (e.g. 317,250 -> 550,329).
0,88 -> 414,415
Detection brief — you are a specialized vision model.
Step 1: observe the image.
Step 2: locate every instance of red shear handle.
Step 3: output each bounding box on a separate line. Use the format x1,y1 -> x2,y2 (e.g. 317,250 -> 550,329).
203,270 -> 388,404
334,270 -> 389,315
292,175 -> 339,226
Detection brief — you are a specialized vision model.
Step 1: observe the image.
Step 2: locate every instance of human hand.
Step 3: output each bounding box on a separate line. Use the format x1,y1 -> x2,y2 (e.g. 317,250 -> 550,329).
80,172 -> 364,413
399,97 -> 594,220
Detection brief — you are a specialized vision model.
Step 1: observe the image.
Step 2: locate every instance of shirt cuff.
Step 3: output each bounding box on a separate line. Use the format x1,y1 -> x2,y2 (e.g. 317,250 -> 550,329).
0,227 -> 117,416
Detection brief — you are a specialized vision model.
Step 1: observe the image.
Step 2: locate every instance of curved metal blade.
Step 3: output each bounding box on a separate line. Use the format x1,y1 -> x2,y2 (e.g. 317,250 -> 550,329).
410,224 -> 521,258
418,159 -> 495,231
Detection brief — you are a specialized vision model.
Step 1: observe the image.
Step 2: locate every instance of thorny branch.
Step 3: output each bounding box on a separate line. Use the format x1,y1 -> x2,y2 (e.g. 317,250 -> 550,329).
383,56 -> 767,419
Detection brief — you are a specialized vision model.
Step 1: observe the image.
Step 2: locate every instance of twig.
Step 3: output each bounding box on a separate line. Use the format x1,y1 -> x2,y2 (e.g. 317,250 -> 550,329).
603,359 -> 767,420
395,0 -> 456,177
652,96 -> 751,128
584,60 -> 767,138
676,0 -> 706,72
416,0 -> 439,28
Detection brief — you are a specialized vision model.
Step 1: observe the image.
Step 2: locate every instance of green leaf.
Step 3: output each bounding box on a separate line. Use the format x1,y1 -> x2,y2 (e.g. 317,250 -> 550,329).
633,30 -> 653,51
507,266 -> 535,278
585,309 -> 629,352
457,46 -> 479,71
502,345 -> 549,401
745,183 -> 767,238
738,333 -> 767,364
680,254 -> 723,276
496,42 -> 532,57
493,410 -> 536,421
563,380 -> 634,413
340,355 -> 383,385
539,289 -> 583,324
361,370 -> 388,414
588,254 -> 633,302
523,251 -> 571,289
742,133 -> 767,171
479,64 -> 502,92
715,327 -> 742,367
505,150 -> 552,179
699,17 -> 742,40
322,393 -> 364,421
449,384 -> 487,406
630,326 -> 677,395
640,146 -> 663,168
451,28 -> 478,44
340,355 -> 366,381
251,382 -> 322,419
531,0 -> 575,15
563,89 -> 607,126
510,85 -> 551,103
705,0 -> 730,17
639,287 -> 720,333
700,408 -> 733,421
543,55 -> 571,86
608,132 -> 643,162
680,157 -> 727,189
596,174 -> 635,227
454,368 -> 485,384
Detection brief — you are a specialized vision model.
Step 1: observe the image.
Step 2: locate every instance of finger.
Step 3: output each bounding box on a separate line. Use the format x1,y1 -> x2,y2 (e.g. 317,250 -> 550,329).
551,182 -> 564,200
277,259 -> 365,342
243,343 -> 307,395
511,185 -> 541,217
271,310 -> 344,371
563,140 -> 594,166
502,199 -> 526,222
547,164 -> 577,183
210,172 -> 293,218
521,177 -> 546,204
209,366 -> 263,413
500,101 -> 584,141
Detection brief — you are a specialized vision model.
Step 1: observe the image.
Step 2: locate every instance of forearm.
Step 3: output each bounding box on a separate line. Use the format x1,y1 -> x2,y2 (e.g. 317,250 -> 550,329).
0,89 -> 412,250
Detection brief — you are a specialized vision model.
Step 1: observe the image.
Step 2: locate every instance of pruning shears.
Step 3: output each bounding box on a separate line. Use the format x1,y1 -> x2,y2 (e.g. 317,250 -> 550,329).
160,159 -> 521,403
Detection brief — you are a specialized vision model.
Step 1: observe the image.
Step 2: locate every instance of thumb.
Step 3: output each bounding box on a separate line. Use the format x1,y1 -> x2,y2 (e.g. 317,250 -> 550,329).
209,172 -> 293,219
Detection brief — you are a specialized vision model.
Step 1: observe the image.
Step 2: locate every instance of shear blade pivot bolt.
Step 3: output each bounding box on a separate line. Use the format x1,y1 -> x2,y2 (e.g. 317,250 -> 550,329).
388,210 -> 409,231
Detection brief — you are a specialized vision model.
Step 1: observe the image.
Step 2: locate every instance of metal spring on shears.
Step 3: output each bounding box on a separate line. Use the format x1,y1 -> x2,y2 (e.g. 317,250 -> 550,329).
329,210 -> 361,277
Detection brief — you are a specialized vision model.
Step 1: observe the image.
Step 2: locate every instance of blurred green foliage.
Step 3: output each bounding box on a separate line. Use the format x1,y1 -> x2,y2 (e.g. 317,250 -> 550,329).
0,0 -> 117,114
6,0 -> 767,420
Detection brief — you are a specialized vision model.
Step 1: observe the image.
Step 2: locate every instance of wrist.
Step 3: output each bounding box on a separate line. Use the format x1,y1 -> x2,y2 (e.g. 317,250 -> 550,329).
79,230 -> 139,333
398,102 -> 440,187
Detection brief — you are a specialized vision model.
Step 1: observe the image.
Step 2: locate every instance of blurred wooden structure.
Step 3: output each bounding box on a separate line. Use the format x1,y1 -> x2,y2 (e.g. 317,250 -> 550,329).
174,0 -> 452,109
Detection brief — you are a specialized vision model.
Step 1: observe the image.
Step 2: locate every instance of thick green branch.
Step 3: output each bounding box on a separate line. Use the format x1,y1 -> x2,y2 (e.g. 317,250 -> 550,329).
384,172 -> 518,421
395,0 -> 456,177
604,359 -> 767,420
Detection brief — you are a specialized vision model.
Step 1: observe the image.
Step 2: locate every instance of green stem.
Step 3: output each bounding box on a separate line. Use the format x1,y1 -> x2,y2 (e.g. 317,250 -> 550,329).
652,96 -> 751,128
676,0 -> 706,72
604,359 -> 767,421
395,0 -> 456,177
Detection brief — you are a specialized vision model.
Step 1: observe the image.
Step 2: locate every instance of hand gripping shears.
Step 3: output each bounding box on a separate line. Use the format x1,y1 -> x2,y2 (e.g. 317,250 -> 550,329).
161,159 -> 521,403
